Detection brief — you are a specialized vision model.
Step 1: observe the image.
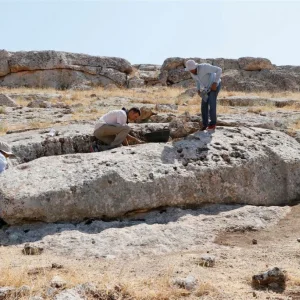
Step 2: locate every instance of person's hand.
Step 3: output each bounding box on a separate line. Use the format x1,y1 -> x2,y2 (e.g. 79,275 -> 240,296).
136,139 -> 145,144
197,90 -> 201,96
211,82 -> 218,91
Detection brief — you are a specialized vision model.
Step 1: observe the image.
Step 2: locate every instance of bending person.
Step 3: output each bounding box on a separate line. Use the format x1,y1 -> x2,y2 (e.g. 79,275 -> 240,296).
185,59 -> 222,131
92,107 -> 143,151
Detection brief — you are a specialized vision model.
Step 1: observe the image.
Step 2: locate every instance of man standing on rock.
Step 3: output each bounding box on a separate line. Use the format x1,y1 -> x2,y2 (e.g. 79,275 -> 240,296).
92,107 -> 144,151
185,60 -> 222,131
0,141 -> 13,174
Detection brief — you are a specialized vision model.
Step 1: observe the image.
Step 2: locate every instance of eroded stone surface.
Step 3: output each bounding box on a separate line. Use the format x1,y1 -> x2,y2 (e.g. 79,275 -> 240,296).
0,127 -> 299,224
0,205 -> 290,259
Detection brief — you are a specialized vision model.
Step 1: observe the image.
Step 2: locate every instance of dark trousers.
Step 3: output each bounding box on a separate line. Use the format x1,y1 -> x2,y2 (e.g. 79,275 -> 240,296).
201,82 -> 221,127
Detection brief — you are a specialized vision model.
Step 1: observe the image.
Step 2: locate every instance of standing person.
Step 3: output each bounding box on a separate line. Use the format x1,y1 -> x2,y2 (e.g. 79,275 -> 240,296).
92,107 -> 143,151
0,141 -> 13,174
185,59 -> 222,131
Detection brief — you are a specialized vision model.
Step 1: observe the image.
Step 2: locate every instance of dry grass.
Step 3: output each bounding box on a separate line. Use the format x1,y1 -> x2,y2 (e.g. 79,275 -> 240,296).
247,105 -> 277,114
178,103 -> 236,116
290,119 -> 300,130
247,102 -> 300,114
0,121 -> 9,135
0,106 -> 6,114
0,249 -> 218,300
195,281 -> 219,297
0,120 -> 56,135
221,90 -> 300,100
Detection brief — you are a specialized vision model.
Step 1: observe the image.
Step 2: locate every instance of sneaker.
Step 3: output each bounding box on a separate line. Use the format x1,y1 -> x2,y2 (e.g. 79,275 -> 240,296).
207,125 -> 216,131
90,143 -> 100,152
200,126 -> 207,131
97,145 -> 118,151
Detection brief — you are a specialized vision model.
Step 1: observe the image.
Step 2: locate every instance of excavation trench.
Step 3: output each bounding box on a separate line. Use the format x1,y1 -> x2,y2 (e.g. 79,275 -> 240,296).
6,124 -> 177,165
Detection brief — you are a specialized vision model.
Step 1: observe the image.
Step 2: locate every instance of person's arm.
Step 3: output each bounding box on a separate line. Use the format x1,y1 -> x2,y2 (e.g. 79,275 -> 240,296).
126,134 -> 144,144
196,81 -> 201,96
202,63 -> 222,91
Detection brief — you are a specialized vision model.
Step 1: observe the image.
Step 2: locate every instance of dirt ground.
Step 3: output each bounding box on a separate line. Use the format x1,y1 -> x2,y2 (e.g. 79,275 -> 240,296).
1,204 -> 300,299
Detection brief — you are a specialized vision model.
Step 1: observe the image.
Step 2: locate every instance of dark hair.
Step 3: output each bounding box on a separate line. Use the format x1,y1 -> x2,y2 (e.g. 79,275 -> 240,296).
128,107 -> 141,116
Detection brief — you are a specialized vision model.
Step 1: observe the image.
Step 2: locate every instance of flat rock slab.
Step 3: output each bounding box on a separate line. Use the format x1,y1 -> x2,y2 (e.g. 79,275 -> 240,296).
1,205 -> 290,259
218,96 -> 300,107
218,114 -> 288,130
2,124 -> 94,164
0,127 -> 299,225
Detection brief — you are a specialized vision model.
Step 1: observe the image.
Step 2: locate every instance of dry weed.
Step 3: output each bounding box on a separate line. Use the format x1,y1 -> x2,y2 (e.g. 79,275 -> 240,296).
0,121 -> 9,134
195,281 -> 219,297
291,119 -> 300,130
0,106 -> 6,114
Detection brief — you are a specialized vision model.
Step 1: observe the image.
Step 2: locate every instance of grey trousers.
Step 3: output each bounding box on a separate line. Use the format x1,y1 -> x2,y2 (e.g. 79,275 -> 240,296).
94,124 -> 131,146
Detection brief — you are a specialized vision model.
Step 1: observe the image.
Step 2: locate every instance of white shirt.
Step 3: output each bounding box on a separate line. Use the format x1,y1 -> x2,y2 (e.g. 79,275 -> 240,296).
0,152 -> 7,174
191,63 -> 222,91
94,110 -> 127,131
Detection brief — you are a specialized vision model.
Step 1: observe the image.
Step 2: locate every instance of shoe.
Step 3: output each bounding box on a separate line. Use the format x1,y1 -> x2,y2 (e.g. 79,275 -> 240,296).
200,126 -> 207,131
97,145 -> 118,151
90,144 -> 100,152
207,125 -> 216,131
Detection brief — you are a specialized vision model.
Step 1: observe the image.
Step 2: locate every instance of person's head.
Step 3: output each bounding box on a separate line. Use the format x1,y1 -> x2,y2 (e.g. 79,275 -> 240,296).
127,107 -> 141,122
0,141 -> 13,158
185,60 -> 198,74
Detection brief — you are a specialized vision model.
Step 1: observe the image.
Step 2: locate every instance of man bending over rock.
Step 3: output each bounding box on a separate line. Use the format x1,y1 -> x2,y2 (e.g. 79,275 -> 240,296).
92,107 -> 144,151
185,59 -> 222,131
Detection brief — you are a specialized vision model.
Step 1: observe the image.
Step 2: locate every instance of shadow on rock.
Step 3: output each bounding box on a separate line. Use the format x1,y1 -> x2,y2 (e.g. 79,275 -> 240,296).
0,203 -> 244,247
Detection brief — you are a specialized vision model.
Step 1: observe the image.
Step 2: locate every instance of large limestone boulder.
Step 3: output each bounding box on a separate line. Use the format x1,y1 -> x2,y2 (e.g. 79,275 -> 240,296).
238,57 -> 274,71
129,64 -> 161,87
0,50 -> 132,89
1,69 -> 126,89
0,94 -> 18,107
9,50 -> 132,74
0,49 -> 11,76
0,127 -> 299,225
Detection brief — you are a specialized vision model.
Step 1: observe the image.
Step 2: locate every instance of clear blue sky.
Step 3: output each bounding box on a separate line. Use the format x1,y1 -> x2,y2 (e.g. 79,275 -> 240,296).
0,0 -> 299,66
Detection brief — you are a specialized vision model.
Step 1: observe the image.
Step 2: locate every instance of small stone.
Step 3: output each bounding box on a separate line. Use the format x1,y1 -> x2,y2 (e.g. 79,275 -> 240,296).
268,282 -> 279,289
0,287 -> 16,298
182,160 -> 189,167
22,243 -> 44,255
198,255 -> 215,267
173,275 -> 198,291
149,173 -> 154,179
297,238 -> 300,242
252,267 -> 286,288
51,263 -> 63,269
50,275 -> 67,288
252,239 -> 257,245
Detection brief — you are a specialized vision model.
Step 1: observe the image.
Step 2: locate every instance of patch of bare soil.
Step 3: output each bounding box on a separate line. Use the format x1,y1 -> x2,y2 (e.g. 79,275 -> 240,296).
215,203 -> 300,299
0,205 -> 299,299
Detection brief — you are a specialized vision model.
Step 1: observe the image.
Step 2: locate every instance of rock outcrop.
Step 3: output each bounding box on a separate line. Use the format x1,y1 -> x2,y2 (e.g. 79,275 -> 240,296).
0,94 -> 18,107
0,127 -> 299,224
159,56 -> 300,92
0,50 -> 132,89
1,50 -> 300,91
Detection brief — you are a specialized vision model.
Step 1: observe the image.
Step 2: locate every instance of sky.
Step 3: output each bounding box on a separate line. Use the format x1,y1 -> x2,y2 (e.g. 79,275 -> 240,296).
0,0 -> 299,66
